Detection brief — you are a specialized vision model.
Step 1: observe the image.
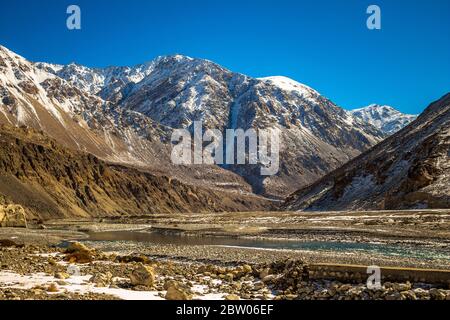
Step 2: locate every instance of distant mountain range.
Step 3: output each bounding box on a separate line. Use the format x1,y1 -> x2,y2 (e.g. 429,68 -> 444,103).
0,45 -> 432,210
351,104 -> 417,135
284,93 -> 450,211
0,45 -> 390,199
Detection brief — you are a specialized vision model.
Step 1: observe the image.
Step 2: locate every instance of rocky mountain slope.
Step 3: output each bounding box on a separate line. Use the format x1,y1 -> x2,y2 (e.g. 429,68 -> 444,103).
0,125 -> 268,220
0,46 -> 255,196
1,45 -> 385,198
351,104 -> 417,135
283,93 -> 450,211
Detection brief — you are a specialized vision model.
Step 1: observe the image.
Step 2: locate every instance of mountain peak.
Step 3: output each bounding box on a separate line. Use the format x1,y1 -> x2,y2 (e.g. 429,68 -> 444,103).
0,45 -> 26,62
351,104 -> 417,135
258,76 -> 320,98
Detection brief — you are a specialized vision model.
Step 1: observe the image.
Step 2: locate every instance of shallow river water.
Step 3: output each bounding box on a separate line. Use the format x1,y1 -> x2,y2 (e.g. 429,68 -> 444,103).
85,230 -> 450,262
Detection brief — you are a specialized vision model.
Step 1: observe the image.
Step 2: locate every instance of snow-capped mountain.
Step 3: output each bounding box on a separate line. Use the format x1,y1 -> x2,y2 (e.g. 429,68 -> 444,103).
1,45 -> 385,197
351,104 -> 417,135
0,45 -> 171,166
284,93 -> 450,211
36,60 -> 158,101
0,46 -> 253,196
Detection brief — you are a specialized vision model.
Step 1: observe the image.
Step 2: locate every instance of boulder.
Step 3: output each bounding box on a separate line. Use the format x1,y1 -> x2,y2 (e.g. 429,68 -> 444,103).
66,242 -> 91,253
130,263 -> 155,287
165,284 -> 192,300
65,242 -> 94,263
0,205 -> 27,228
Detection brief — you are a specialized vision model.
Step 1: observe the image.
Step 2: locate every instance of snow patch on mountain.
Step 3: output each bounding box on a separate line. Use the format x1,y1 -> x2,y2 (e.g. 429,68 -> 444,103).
351,104 -> 417,135
259,76 -> 320,103
1,45 -> 389,197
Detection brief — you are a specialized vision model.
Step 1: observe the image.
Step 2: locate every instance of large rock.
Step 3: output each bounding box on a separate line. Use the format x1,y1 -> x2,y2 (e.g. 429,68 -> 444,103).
65,242 -> 95,263
165,284 -> 192,300
0,205 -> 27,228
130,263 -> 155,287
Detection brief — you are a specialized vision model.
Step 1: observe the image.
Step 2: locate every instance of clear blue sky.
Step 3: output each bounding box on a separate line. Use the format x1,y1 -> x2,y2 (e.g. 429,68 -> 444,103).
1,0 -> 449,114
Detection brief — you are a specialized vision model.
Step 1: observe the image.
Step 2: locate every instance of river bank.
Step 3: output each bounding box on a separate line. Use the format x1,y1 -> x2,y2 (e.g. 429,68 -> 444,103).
0,240 -> 449,301
0,209 -> 449,300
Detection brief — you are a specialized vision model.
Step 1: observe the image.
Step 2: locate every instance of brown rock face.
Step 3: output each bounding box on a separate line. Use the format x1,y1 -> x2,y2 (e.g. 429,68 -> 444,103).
0,125 -> 268,220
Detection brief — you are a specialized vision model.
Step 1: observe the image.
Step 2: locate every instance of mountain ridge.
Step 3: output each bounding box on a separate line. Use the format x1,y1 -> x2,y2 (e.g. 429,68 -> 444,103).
0,124 -> 268,220
283,93 -> 450,211
351,104 -> 417,135
1,45 -> 385,198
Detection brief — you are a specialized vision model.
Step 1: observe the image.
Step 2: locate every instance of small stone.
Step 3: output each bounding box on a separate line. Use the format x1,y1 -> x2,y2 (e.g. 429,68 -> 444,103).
252,282 -> 265,291
33,289 -> 44,295
224,294 -> 240,300
262,275 -> 276,284
90,272 -> 113,287
242,265 -> 253,274
225,273 -> 234,282
259,268 -> 270,279
46,283 -> 59,293
385,292 -> 402,300
429,288 -> 446,300
54,272 -> 70,280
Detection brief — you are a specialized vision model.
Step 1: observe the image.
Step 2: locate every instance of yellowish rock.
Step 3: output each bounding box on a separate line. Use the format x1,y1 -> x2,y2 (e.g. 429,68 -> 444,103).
165,285 -> 192,300
130,263 -> 155,287
0,205 -> 27,228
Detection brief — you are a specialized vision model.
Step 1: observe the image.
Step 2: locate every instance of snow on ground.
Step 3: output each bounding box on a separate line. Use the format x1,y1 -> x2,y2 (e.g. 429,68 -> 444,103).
0,271 -> 164,300
0,253 -> 230,300
0,270 -> 229,300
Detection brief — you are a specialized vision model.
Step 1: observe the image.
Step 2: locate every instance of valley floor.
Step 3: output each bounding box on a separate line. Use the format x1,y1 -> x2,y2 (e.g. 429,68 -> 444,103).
0,209 -> 449,300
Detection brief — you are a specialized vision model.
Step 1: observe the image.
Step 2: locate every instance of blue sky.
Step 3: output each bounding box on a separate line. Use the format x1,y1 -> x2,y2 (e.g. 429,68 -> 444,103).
0,0 -> 449,114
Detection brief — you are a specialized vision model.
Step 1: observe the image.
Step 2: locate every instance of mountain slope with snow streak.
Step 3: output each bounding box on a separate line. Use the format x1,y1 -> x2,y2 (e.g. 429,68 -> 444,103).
3,45 -> 385,197
284,93 -> 450,211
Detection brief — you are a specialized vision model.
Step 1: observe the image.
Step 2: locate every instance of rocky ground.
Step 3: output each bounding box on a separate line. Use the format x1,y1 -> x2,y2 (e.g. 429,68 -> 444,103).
0,210 -> 449,300
0,238 -> 449,301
